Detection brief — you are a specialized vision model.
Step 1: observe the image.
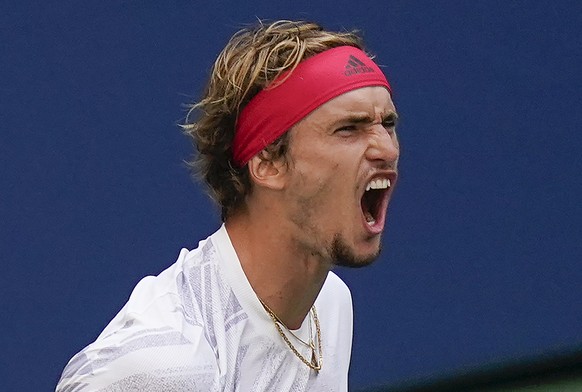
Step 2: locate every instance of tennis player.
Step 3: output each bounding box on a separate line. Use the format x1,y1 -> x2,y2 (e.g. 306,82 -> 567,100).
57,19 -> 399,391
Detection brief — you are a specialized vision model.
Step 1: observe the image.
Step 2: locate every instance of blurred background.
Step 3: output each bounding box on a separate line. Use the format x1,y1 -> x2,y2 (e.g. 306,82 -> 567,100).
1,1 -> 581,390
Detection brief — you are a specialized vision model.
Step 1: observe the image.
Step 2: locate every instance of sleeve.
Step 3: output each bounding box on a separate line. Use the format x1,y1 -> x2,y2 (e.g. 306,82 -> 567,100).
56,262 -> 220,392
56,312 -> 219,392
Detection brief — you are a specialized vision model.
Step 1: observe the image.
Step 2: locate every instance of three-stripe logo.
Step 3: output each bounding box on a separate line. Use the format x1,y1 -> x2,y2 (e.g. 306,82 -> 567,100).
344,55 -> 374,76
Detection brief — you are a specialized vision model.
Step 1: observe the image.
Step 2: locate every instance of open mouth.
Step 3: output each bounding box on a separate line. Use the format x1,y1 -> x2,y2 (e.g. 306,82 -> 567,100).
360,177 -> 392,229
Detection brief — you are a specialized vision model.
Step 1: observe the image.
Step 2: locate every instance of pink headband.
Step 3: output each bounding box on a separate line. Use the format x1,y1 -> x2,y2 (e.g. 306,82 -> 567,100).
232,46 -> 392,166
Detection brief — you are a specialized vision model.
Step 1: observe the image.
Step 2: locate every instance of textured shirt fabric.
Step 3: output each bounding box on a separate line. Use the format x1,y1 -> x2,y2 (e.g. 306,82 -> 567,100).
56,225 -> 353,391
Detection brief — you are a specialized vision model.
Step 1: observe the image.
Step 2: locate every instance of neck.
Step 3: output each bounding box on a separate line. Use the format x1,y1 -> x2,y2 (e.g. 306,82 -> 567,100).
225,207 -> 331,330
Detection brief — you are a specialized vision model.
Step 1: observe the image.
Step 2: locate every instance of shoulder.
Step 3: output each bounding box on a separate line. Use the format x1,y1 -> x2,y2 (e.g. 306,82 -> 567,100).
56,296 -> 219,391
315,271 -> 353,323
104,232 -> 220,326
320,271 -> 352,305
313,271 -> 353,381
56,324 -> 218,390
57,233 -> 224,391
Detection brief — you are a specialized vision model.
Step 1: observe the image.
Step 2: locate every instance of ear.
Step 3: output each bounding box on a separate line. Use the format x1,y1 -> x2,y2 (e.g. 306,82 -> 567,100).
247,153 -> 287,191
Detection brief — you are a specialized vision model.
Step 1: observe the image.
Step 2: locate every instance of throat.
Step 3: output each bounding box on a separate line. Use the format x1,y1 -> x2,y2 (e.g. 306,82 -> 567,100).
226,218 -> 329,328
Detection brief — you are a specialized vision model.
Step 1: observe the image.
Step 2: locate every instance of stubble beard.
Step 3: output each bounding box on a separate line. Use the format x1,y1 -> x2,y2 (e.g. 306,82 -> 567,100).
289,189 -> 382,268
329,233 -> 382,268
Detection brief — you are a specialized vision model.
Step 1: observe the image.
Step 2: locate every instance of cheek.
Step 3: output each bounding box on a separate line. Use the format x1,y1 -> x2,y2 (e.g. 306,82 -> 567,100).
286,170 -> 335,220
288,146 -> 351,203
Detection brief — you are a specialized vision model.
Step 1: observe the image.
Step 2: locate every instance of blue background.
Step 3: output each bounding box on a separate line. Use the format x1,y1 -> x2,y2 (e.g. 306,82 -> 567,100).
2,1 -> 581,391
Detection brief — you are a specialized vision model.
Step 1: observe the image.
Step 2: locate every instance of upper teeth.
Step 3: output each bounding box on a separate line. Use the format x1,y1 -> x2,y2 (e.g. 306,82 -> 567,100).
366,178 -> 391,192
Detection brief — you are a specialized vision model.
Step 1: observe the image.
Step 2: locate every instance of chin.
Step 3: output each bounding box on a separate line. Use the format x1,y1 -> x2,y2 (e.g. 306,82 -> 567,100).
330,233 -> 382,268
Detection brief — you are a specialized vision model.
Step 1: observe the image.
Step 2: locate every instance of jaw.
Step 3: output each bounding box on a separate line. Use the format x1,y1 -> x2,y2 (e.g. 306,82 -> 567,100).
284,168 -> 396,267
331,231 -> 383,268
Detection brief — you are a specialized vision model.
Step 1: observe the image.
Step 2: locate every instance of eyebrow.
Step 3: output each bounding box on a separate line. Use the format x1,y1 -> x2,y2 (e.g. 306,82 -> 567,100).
384,111 -> 400,125
343,114 -> 374,125
339,111 -> 399,125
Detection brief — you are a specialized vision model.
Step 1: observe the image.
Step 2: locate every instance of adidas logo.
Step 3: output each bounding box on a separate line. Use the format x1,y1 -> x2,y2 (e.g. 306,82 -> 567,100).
344,55 -> 374,76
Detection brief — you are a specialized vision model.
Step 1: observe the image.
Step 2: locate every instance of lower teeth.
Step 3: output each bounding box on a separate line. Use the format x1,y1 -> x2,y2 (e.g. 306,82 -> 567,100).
365,212 -> 375,224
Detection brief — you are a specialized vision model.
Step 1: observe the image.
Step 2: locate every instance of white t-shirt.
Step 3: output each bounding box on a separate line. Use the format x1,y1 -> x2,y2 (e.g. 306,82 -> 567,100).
57,225 -> 353,391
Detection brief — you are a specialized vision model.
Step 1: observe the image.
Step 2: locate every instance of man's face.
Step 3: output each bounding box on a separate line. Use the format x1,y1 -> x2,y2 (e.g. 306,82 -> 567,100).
282,86 -> 399,267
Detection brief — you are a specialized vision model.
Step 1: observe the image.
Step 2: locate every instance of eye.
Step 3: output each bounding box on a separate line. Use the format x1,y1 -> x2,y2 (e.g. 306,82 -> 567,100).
335,125 -> 357,134
382,119 -> 396,129
382,117 -> 398,134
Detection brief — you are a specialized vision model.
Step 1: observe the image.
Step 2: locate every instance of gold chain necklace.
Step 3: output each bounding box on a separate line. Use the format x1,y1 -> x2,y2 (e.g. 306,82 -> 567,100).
259,298 -> 323,371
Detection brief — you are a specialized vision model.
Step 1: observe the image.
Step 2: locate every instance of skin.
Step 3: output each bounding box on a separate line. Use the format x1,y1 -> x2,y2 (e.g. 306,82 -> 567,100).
226,86 -> 399,329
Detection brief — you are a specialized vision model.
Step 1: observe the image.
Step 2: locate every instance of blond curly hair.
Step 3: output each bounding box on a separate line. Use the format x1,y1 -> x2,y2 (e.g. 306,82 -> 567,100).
183,20 -> 365,220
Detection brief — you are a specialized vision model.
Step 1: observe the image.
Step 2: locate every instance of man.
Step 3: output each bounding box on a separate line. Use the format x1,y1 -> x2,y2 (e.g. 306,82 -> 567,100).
57,20 -> 399,391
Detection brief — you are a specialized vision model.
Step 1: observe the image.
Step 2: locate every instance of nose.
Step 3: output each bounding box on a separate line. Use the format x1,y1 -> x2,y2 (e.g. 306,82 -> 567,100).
365,125 -> 399,165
